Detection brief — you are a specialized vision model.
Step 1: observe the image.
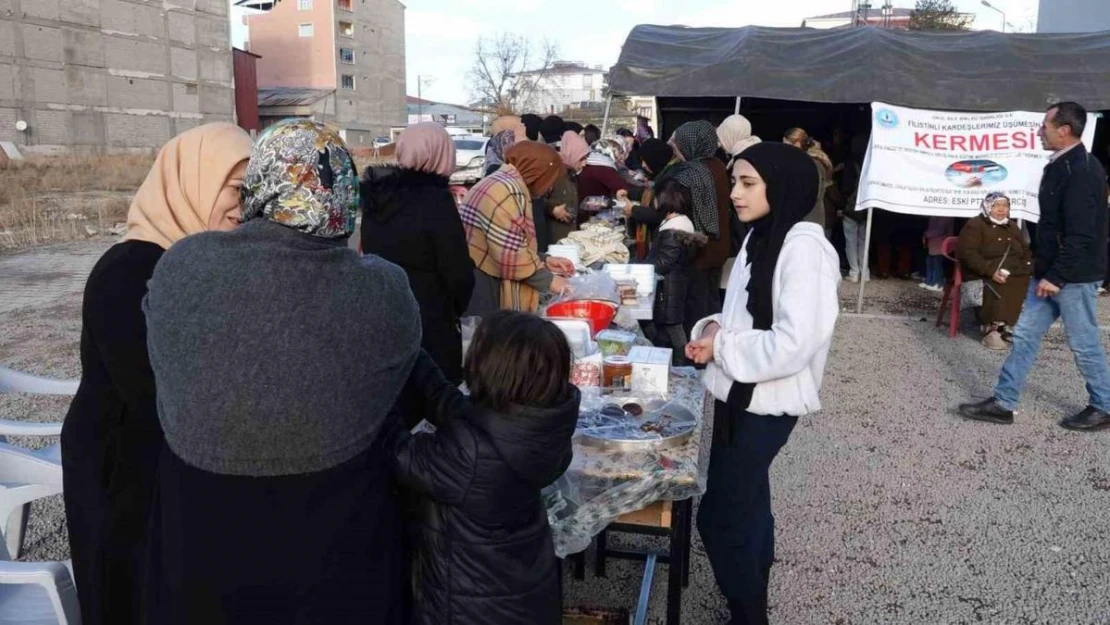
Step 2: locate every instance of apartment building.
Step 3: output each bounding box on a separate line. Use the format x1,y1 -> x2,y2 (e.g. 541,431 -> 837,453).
515,61 -> 607,116
240,0 -> 405,145
0,0 -> 235,153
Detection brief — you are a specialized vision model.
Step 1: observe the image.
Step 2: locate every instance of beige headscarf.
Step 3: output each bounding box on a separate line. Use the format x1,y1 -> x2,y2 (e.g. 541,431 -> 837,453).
122,122 -> 253,249
396,122 -> 456,178
491,115 -> 527,142
718,114 -> 762,157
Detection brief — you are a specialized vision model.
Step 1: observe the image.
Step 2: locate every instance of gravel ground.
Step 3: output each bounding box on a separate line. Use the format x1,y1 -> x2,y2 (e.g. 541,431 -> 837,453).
1,242 -> 1109,624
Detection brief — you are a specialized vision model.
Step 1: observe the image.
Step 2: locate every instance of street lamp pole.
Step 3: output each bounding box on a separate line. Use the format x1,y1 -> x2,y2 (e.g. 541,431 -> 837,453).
981,0 -> 1006,32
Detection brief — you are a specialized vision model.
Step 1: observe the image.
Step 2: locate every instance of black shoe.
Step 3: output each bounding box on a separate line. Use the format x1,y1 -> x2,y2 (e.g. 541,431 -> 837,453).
958,398 -> 1014,425
1059,406 -> 1110,431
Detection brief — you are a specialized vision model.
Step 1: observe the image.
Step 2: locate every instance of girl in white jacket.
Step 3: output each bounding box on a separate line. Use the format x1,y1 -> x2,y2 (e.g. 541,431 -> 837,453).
685,142 -> 840,624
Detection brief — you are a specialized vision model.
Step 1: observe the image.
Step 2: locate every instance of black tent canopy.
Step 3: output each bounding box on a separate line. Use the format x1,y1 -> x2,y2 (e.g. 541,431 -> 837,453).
608,25 -> 1110,112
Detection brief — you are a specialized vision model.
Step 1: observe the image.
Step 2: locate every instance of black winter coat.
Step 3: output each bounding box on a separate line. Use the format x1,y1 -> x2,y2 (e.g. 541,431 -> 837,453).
1036,144 -> 1110,286
394,353 -> 580,625
361,167 -> 475,383
647,226 -> 708,326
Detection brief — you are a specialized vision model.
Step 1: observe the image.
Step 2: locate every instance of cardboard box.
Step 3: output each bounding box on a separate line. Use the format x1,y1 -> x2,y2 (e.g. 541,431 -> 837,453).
628,346 -> 671,395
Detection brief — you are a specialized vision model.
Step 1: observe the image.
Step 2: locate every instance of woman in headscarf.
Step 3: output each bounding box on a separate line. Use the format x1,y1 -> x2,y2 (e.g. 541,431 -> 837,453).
540,115 -> 566,146
784,127 -> 833,231
547,129 -> 590,245
59,121 -> 249,625
141,119 -> 421,624
521,113 -> 543,142
686,142 -> 840,625
361,122 -> 475,383
577,137 -> 634,214
958,192 -> 1033,350
61,123 -> 252,625
484,129 -> 519,177
671,120 -> 730,322
717,114 -> 762,158
462,141 -> 572,316
484,115 -> 527,176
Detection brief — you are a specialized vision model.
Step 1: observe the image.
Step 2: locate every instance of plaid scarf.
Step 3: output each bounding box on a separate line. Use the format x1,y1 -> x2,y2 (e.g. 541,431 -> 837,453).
665,161 -> 719,238
459,165 -> 543,312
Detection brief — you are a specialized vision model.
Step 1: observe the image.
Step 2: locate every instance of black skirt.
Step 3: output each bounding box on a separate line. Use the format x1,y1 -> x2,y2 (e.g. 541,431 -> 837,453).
142,442 -> 406,625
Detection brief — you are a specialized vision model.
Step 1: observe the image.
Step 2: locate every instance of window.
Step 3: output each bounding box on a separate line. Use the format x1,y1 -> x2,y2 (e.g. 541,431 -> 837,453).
339,48 -> 355,64
298,23 -> 313,37
337,0 -> 353,10
341,74 -> 355,90
582,74 -> 593,89
298,0 -> 312,9
338,21 -> 354,38
452,139 -> 485,151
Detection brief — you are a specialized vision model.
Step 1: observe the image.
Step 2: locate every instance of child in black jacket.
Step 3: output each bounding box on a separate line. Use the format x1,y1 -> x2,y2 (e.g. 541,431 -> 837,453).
393,311 -> 580,625
645,178 -> 708,363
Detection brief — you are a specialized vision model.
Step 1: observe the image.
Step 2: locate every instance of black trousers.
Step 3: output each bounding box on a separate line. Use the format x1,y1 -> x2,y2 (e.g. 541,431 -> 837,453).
697,403 -> 798,625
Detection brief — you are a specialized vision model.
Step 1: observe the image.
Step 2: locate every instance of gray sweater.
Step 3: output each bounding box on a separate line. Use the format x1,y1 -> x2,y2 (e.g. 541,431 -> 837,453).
144,219 -> 421,476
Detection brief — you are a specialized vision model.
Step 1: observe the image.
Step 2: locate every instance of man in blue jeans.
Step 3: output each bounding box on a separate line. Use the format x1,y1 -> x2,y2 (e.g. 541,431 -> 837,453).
960,102 -> 1110,432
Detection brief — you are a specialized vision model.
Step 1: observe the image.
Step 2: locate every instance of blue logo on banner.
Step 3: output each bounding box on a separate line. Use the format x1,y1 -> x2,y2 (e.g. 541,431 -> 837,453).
876,108 -> 899,129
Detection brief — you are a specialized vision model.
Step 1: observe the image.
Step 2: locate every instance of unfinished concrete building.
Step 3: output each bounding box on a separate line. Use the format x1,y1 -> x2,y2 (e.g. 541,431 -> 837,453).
0,0 -> 236,153
239,0 -> 406,145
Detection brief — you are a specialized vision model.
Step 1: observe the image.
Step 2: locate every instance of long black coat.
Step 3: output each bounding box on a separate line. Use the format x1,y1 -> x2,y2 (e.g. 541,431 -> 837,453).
61,240 -> 165,625
647,227 -> 708,326
361,167 -> 475,383
394,353 -> 580,625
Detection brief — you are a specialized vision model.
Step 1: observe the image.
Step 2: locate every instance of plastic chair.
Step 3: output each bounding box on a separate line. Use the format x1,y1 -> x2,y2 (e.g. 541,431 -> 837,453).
0,441 -> 79,625
0,367 -> 76,559
935,237 -> 963,337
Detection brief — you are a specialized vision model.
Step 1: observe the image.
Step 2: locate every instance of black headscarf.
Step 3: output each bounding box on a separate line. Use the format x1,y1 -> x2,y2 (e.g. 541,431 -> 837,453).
740,142 -> 820,330
639,138 -> 676,179
722,142 -> 819,426
540,116 -> 566,144
521,114 -> 542,141
564,121 -> 584,134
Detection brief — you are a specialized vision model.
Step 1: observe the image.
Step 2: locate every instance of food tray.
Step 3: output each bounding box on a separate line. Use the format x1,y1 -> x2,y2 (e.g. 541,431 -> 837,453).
576,398 -> 698,452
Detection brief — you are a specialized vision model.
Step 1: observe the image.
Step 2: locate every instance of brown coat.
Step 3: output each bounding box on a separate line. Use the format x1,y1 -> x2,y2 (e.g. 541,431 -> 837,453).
696,158 -> 733,270
958,216 -> 1032,280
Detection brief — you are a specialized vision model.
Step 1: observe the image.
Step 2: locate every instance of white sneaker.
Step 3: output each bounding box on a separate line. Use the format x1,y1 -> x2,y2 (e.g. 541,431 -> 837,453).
847,274 -> 860,283
918,282 -> 929,290
928,284 -> 944,293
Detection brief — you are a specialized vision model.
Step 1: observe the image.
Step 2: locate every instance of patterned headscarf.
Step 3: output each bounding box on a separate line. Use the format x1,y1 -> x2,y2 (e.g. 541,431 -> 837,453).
662,161 -> 719,238
588,137 -> 629,170
241,119 -> 359,239
485,130 -> 518,169
981,192 -> 1011,225
672,120 -> 720,162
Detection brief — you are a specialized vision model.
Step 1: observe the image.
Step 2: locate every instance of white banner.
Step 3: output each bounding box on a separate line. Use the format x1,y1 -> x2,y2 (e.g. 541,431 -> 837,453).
857,102 -> 1098,223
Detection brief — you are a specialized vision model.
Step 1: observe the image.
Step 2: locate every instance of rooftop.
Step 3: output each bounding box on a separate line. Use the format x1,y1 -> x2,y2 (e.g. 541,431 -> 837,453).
257,87 -> 333,108
515,61 -> 607,77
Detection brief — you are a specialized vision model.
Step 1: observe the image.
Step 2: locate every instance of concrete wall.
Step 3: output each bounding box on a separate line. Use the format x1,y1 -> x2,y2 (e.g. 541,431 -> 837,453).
0,0 -> 236,152
246,0 -> 336,90
1038,0 -> 1110,33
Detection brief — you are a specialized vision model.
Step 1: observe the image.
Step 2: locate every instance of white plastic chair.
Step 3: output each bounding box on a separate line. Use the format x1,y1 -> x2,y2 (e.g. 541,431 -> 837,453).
0,367 -> 77,559
0,441 -> 79,625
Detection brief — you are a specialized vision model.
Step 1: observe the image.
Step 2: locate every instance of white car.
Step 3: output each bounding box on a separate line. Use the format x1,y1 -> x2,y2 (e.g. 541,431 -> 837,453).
450,136 -> 490,186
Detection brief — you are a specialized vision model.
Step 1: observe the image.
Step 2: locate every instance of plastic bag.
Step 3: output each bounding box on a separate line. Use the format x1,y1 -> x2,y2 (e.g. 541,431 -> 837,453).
460,316 -> 481,361
960,279 -> 983,310
556,271 -> 618,304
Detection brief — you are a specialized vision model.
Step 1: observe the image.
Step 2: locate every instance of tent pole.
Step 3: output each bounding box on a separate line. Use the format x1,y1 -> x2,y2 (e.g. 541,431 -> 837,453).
734,97 -> 741,115
601,95 -> 614,136
856,207 -> 874,314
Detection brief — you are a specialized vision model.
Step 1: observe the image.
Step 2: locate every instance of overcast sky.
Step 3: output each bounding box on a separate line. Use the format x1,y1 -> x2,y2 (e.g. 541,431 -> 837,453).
230,0 -> 1040,105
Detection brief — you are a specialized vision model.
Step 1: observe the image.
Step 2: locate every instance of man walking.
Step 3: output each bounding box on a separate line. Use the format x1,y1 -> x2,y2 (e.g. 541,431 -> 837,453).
960,102 -> 1110,431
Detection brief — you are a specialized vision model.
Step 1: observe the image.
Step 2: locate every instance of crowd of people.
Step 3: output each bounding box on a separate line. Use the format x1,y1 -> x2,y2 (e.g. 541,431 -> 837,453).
54,99 -> 1110,625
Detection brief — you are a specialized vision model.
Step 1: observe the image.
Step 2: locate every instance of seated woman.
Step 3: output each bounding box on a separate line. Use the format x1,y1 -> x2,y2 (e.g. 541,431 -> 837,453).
461,141 -> 573,316
142,120 -> 421,624
958,192 -> 1033,350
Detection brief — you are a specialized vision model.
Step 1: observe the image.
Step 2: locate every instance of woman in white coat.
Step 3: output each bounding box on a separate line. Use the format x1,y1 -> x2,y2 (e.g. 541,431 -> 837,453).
686,142 -> 841,625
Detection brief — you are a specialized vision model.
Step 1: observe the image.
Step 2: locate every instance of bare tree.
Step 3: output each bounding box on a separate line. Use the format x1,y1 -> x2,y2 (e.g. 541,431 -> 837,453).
468,33 -> 558,115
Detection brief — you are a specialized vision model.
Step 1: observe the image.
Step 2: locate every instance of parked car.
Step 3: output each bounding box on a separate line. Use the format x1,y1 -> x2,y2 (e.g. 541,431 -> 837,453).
449,136 -> 490,186
372,136 -> 392,148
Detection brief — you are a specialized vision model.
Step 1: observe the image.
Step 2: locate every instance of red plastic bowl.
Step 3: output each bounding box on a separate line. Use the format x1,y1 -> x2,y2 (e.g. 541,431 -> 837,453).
545,300 -> 617,336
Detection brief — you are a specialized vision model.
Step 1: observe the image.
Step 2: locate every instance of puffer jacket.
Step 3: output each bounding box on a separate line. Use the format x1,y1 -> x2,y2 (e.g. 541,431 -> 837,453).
393,352 -> 580,625
647,218 -> 708,326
